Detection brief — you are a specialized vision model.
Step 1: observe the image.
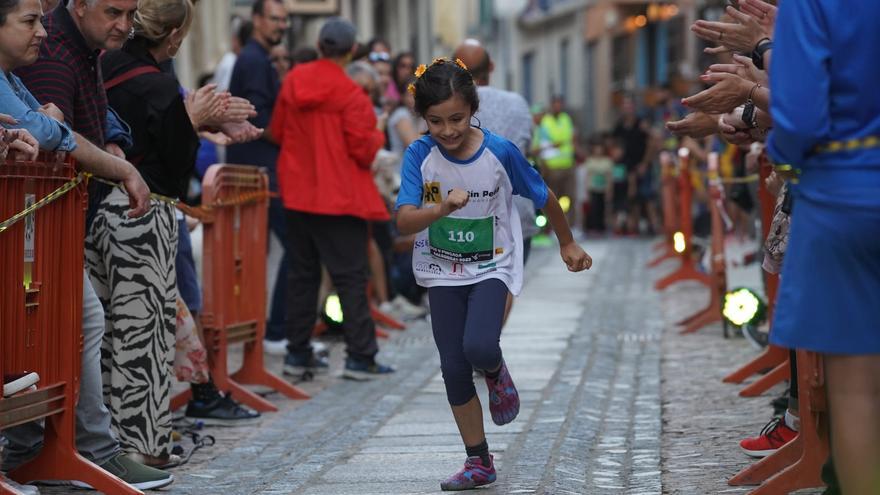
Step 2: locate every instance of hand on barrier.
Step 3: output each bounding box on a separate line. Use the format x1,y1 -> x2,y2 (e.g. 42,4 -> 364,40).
561,241 -> 592,272
121,165 -> 151,218
1,126 -> 39,161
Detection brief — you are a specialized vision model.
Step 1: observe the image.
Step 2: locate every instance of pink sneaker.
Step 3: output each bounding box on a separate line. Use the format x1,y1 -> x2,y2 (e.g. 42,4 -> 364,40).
440,455 -> 496,491
485,360 -> 519,426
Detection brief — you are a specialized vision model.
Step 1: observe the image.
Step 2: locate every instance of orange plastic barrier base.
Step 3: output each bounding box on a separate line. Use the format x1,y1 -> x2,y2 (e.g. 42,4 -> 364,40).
654,261 -> 712,291
647,247 -> 678,268
678,297 -> 722,335
723,345 -> 788,384
739,359 -> 790,398
729,351 -> 828,493
371,304 -> 405,330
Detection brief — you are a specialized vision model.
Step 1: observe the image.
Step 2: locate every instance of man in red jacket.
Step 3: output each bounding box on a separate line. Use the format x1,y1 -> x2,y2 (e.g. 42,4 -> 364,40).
271,17 -> 395,380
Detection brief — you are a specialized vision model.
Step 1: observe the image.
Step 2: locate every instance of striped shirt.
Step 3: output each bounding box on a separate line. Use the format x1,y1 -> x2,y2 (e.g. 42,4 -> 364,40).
15,4 -> 107,146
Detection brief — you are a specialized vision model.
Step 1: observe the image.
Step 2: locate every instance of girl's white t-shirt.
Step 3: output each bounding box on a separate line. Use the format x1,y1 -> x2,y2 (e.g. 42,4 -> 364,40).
395,128 -> 548,295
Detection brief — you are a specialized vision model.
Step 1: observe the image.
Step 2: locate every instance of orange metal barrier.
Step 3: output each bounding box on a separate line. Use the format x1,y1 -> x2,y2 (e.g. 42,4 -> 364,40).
647,151 -> 680,268
0,153 -> 141,494
729,351 -> 828,493
722,157 -> 789,396
679,152 -> 727,334
171,165 -> 308,413
655,148 -> 713,290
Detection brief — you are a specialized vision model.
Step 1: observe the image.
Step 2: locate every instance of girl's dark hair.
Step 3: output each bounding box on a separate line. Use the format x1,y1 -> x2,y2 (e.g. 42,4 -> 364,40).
412,60 -> 479,117
0,0 -> 20,26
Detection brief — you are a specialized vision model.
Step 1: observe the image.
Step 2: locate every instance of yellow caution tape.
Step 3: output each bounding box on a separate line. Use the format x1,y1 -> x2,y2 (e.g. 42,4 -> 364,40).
0,173 -> 85,234
1,172 -> 278,233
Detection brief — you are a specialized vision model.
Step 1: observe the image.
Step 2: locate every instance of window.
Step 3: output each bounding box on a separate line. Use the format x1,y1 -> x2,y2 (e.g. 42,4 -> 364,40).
559,37 -> 569,99
522,52 -> 534,104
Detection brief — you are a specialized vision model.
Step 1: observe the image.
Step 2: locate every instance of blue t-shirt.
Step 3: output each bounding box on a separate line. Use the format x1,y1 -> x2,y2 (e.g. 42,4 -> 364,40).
395,128 -> 547,295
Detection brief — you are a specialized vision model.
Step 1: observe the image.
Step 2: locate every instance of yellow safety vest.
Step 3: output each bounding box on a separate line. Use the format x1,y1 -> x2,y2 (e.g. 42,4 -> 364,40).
540,112 -> 575,170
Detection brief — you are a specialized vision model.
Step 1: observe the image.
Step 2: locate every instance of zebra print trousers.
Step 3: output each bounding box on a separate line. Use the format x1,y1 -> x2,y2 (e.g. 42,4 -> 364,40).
85,188 -> 178,458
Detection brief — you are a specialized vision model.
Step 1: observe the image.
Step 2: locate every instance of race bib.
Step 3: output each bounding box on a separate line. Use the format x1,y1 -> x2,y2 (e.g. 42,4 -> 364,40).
428,216 -> 494,263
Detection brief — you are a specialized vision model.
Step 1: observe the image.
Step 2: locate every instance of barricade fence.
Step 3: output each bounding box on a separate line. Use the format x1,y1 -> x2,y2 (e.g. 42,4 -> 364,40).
0,152 -> 142,494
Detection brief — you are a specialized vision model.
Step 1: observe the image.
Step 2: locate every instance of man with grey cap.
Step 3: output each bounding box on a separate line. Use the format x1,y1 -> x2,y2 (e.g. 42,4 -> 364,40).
270,17 -> 395,380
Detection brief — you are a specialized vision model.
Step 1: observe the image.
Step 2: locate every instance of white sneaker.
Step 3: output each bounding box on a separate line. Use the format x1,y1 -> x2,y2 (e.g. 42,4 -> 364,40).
378,301 -> 395,315
3,372 -> 39,397
263,338 -> 288,356
1,478 -> 39,495
391,295 -> 427,318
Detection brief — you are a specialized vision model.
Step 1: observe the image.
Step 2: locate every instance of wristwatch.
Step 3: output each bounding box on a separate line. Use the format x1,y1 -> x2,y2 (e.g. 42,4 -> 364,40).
741,102 -> 757,129
752,38 -> 773,70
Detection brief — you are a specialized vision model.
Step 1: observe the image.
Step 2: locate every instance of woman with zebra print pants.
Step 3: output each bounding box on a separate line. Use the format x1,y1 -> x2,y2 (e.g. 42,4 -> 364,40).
86,0 -> 201,466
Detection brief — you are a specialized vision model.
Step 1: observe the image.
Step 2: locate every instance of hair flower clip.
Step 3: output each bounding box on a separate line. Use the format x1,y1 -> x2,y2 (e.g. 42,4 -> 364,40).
407,82 -> 416,95
414,64 -> 427,78
454,58 -> 468,70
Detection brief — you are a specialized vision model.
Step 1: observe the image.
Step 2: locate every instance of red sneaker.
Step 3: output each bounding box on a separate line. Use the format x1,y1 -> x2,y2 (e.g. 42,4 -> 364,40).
739,417 -> 797,458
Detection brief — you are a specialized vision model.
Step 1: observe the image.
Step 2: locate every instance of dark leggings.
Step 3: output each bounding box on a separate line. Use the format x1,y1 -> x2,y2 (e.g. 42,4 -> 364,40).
428,279 -> 509,406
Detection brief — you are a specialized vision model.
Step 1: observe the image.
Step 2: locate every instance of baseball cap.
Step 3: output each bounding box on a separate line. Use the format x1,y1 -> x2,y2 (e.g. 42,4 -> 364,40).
319,17 -> 356,54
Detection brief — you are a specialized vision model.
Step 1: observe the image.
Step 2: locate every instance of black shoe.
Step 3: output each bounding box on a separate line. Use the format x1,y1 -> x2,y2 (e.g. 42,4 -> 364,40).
342,357 -> 395,381
185,392 -> 261,426
283,352 -> 329,376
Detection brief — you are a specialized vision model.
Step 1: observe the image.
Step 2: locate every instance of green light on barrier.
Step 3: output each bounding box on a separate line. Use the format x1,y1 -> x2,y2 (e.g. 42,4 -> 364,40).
673,231 -> 686,253
559,195 -> 571,213
722,287 -> 766,327
324,294 -> 344,324
535,214 -> 547,228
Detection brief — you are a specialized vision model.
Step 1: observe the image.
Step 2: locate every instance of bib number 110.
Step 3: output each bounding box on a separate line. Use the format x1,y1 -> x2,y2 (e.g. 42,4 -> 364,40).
448,230 -> 475,243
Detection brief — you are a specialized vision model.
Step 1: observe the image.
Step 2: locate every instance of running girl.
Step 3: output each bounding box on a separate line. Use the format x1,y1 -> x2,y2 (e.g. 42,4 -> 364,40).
395,58 -> 592,491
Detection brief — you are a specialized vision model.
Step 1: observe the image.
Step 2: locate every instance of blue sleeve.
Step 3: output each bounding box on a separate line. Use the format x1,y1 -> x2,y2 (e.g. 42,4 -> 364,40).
492,136 -> 548,208
0,73 -> 76,152
104,106 -> 133,150
394,140 -> 430,209
767,0 -> 831,166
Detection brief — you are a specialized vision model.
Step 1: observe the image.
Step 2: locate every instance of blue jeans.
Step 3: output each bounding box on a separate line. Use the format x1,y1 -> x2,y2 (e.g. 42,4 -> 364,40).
266,197 -> 288,341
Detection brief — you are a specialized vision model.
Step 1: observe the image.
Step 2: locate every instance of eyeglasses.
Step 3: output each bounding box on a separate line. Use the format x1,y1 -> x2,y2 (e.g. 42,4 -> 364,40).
368,51 -> 391,63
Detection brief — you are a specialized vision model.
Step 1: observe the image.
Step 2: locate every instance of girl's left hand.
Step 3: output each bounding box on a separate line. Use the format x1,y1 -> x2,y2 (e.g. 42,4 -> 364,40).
561,242 -> 592,272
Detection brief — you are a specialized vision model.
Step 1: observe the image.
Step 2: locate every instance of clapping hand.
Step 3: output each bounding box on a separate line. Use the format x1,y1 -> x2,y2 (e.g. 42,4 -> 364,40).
693,6 -> 767,55
666,112 -> 720,139
682,72 -> 751,114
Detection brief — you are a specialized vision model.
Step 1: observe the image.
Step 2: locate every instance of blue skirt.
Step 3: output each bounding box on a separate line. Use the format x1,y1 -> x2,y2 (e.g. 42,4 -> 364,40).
771,182 -> 880,354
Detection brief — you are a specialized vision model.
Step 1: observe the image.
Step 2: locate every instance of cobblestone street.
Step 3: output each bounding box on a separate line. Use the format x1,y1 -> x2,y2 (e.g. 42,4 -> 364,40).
53,238 -> 821,494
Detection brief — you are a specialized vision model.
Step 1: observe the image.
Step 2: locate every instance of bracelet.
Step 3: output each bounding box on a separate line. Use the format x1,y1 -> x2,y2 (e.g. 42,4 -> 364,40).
747,82 -> 761,103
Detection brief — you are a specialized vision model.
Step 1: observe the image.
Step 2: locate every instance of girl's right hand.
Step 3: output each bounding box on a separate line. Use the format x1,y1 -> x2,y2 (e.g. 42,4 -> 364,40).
442,188 -> 470,215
